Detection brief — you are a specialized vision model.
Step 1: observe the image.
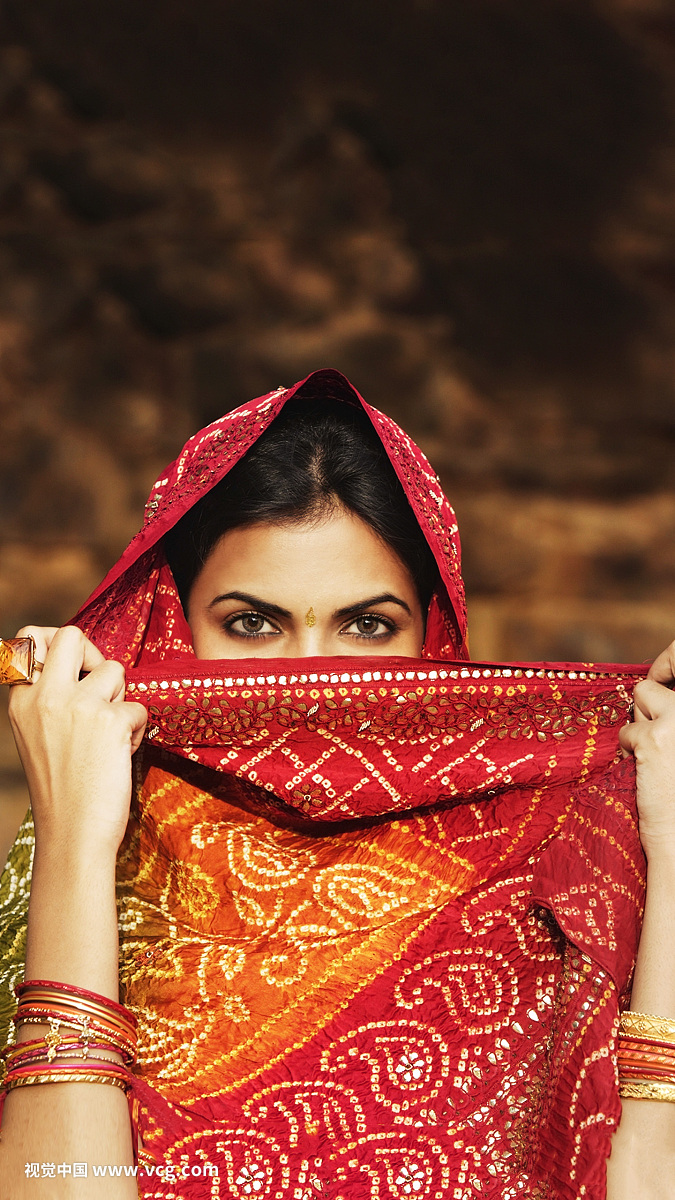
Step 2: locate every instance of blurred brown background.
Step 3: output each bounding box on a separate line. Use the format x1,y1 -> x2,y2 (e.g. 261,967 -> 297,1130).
2,0 -> 675,860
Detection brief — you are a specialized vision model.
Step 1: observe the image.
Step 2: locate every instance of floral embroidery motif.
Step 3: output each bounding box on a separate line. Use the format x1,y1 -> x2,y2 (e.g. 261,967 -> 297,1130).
394,1163 -> 427,1195
235,1163 -> 267,1194
396,1050 -> 426,1085
109,740 -> 644,1200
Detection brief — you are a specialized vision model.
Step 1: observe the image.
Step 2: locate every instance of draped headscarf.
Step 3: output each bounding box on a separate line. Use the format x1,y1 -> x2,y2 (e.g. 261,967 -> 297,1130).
0,369 -> 646,1199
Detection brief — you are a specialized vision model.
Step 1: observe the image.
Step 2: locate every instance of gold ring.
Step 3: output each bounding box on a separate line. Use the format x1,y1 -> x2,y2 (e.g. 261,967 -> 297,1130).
0,636 -> 44,685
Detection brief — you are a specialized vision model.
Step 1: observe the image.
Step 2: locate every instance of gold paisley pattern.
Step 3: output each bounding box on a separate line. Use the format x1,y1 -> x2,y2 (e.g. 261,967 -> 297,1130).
124,664 -> 637,833
117,755 -> 476,1097
0,662 -> 646,1199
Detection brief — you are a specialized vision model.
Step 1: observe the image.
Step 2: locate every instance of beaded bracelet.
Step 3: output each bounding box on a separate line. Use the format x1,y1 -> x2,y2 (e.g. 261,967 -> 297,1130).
13,1012 -> 136,1063
5,1043 -> 122,1073
3,1032 -> 122,1067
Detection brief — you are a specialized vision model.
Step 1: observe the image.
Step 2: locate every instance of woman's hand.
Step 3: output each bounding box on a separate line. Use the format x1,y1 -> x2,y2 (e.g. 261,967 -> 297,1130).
8,624 -> 147,860
2,625 -> 143,1197
619,639 -> 675,863
608,640 -> 675,1200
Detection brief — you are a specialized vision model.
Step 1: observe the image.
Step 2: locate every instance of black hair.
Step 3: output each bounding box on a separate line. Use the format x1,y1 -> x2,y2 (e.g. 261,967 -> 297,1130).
164,396 -> 439,615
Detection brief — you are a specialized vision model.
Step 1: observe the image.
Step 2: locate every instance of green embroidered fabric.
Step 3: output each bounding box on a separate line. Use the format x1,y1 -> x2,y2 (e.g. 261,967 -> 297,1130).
0,811 -> 34,1050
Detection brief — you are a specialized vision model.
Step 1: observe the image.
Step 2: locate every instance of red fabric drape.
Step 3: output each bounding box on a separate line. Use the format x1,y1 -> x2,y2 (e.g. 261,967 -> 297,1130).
65,370 -> 646,1198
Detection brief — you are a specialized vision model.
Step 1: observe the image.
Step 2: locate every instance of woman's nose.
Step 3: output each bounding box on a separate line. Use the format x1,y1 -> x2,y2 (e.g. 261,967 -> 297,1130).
293,624 -> 330,657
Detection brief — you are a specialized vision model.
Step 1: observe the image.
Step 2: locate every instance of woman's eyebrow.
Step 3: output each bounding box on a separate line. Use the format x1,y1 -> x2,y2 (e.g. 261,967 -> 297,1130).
208,591 -> 292,619
334,593 -> 411,619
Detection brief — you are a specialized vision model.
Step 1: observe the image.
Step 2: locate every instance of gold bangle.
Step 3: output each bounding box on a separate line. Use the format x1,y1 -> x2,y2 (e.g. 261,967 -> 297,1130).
619,1012 -> 675,1044
620,1080 -> 675,1103
4,1072 -> 129,1093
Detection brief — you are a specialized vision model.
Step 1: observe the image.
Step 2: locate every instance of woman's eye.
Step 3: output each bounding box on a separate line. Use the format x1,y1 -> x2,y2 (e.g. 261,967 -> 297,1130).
226,612 -> 279,638
344,614 -> 395,639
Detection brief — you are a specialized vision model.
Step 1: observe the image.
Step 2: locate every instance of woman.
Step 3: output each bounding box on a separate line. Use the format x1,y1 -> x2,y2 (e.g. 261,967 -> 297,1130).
0,368 -> 674,1199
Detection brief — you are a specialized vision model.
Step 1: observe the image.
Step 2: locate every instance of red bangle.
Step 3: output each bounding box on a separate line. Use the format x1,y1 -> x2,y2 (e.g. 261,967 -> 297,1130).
16,980 -> 136,1028
619,1034 -> 675,1052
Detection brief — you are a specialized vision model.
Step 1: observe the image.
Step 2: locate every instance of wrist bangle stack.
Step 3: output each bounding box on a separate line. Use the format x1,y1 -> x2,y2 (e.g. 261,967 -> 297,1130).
617,1010 -> 675,1103
0,978 -> 153,1168
14,980 -> 137,1038
1,980 -> 137,1095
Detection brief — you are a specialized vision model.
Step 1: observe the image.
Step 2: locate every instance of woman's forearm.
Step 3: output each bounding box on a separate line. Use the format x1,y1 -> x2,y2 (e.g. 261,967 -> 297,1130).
628,853 -> 675,1016
0,842 -> 136,1200
606,850 -> 675,1199
23,838 -> 122,993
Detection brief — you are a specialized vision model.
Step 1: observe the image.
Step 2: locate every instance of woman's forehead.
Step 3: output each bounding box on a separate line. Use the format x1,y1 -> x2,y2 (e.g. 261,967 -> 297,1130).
191,513 -> 420,607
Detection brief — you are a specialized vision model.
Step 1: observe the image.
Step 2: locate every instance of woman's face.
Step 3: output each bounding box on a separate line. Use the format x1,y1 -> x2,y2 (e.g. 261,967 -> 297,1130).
187,508 -> 425,659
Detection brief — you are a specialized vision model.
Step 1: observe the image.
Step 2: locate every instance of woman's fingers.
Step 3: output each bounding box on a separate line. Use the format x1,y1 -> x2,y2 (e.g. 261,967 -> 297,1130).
6,621 -> 151,865
632,678 -> 675,723
78,658 -> 127,702
620,678 -> 675,759
13,624 -> 142,721
128,702 -> 149,755
33,636 -> 146,739
621,677 -> 675,861
16,624 -> 106,684
619,721 -> 639,754
13,625 -> 59,671
31,624 -> 106,680
647,638 -> 675,687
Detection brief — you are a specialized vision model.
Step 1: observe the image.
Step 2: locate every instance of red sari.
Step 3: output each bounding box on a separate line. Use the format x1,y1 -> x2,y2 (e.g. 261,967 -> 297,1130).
2,370 -> 647,1198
